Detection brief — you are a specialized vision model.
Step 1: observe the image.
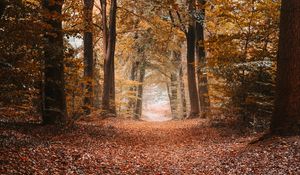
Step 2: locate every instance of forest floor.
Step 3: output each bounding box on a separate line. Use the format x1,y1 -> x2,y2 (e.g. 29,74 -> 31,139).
0,118 -> 299,175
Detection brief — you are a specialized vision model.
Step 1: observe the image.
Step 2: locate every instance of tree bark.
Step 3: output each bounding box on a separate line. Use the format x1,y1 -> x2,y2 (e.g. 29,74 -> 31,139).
186,0 -> 200,118
169,73 -> 178,119
169,50 -> 180,119
42,0 -> 67,125
134,62 -> 146,119
83,0 -> 94,114
166,82 -> 172,114
128,61 -> 139,114
100,0 -> 108,56
271,0 -> 300,135
109,53 -> 116,114
195,0 -> 210,118
179,64 -> 187,118
94,52 -> 101,108
101,0 -> 117,116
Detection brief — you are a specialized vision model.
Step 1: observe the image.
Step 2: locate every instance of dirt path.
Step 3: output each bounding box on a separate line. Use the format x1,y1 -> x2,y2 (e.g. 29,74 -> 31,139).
1,119 -> 299,174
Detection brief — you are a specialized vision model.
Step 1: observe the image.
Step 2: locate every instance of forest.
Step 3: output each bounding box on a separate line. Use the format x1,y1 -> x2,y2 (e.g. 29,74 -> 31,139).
0,0 -> 299,174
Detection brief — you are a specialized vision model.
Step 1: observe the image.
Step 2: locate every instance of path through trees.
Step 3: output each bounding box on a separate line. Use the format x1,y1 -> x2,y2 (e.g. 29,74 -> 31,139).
1,118 -> 299,174
1,1 -> 300,173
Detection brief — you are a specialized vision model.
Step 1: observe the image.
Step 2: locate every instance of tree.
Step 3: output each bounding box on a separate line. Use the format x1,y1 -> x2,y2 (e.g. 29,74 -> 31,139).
0,0 -> 43,120
42,0 -> 67,125
134,62 -> 146,119
195,0 -> 210,118
271,0 -> 300,135
168,49 -> 182,119
169,69 -> 178,119
127,61 -> 139,116
83,0 -> 95,114
179,64 -> 187,118
205,0 -> 279,129
101,0 -> 117,115
186,0 -> 200,118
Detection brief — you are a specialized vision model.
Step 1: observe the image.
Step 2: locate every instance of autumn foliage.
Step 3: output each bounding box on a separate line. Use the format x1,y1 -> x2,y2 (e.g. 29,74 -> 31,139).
0,0 -> 299,174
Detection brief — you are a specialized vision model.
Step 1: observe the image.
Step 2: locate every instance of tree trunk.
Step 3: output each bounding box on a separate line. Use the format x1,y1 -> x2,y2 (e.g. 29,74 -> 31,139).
271,0 -> 300,135
195,0 -> 210,118
186,0 -> 200,118
179,64 -> 187,118
83,0 -> 94,114
134,62 -> 146,119
94,52 -> 101,108
102,0 -> 117,116
100,0 -> 108,54
128,61 -> 139,114
169,49 -> 179,119
42,0 -> 67,125
167,82 -> 172,111
109,54 -> 116,114
169,73 -> 178,119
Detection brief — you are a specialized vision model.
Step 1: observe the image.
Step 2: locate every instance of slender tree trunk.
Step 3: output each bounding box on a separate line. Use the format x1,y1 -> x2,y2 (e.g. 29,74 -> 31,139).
128,61 -> 138,114
169,49 -> 179,119
170,73 -> 178,119
109,54 -> 116,114
271,0 -> 300,135
186,0 -> 200,118
101,0 -> 117,116
179,65 -> 187,118
173,46 -> 187,119
94,52 -> 101,108
83,0 -> 94,114
94,80 -> 101,108
167,82 -> 172,110
42,0 -> 67,125
134,62 -> 146,119
101,0 -> 108,54
100,0 -> 108,111
195,0 -> 210,118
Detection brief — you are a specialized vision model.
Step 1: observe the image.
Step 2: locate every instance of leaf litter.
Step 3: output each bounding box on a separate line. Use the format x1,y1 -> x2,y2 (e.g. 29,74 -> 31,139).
0,118 -> 299,174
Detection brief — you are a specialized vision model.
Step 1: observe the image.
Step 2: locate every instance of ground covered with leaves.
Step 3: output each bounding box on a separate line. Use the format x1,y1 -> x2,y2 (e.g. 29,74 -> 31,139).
1,118 -> 299,174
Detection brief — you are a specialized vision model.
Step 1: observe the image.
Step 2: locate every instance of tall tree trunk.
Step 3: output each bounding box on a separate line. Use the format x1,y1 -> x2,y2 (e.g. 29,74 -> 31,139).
134,62 -> 146,119
166,82 -> 172,111
271,0 -> 300,135
179,63 -> 187,118
186,0 -> 200,118
195,0 -> 210,118
169,50 -> 179,119
101,0 -> 117,116
101,0 -> 108,54
83,0 -> 94,114
94,52 -> 101,108
42,0 -> 67,125
109,54 -> 116,114
172,45 -> 186,119
128,61 -> 139,114
100,0 -> 108,111
169,73 -> 178,119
